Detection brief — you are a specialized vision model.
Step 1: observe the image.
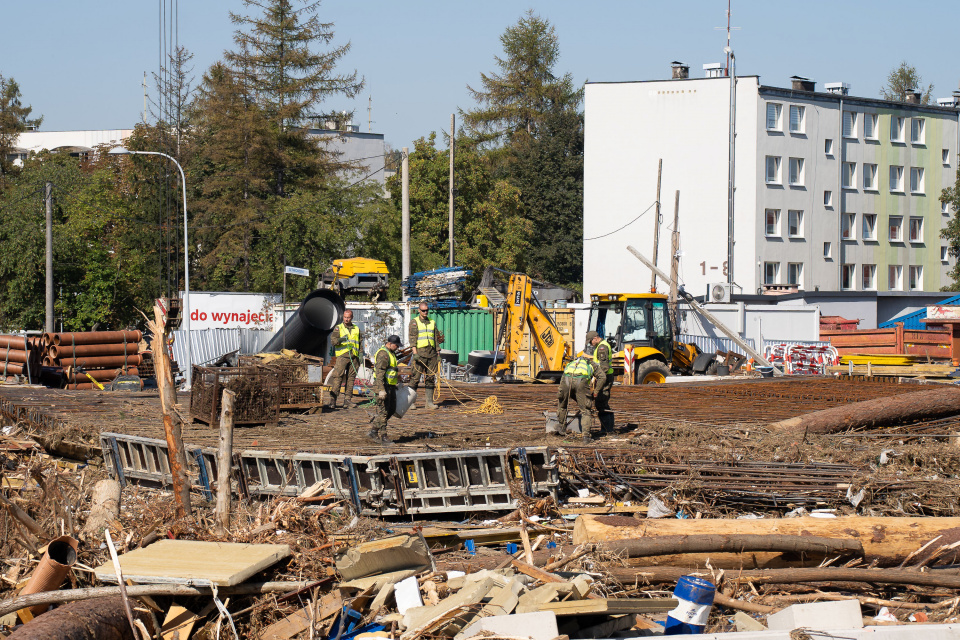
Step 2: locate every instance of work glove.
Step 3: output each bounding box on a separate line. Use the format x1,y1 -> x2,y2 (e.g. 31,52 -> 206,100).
378,390 -> 387,400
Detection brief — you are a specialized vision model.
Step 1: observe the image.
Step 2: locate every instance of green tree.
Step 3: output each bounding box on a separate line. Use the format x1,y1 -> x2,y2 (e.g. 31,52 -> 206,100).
227,0 -> 364,196
389,134 -> 530,279
0,75 -> 42,188
461,11 -> 579,148
511,103 -> 583,286
881,61 -> 933,104
940,174 -> 960,290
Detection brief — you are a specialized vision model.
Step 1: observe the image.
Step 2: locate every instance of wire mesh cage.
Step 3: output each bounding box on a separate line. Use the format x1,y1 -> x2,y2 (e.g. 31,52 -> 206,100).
190,365 -> 281,426
278,382 -> 327,410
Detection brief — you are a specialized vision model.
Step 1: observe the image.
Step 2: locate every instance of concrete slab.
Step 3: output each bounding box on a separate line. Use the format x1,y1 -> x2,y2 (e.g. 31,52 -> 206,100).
696,624 -> 960,640
767,600 -> 863,631
459,611 -> 559,640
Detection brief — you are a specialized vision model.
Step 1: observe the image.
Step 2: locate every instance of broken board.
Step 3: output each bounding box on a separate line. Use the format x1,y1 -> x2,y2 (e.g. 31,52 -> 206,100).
94,540 -> 290,586
538,598 -> 678,616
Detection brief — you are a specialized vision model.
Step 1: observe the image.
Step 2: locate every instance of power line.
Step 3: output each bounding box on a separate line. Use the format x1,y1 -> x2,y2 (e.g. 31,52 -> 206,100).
583,200 -> 658,241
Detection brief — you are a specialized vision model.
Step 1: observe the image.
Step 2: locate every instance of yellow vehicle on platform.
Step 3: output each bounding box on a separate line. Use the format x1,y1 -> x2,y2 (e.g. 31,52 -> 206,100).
320,258 -> 389,300
588,293 -> 702,384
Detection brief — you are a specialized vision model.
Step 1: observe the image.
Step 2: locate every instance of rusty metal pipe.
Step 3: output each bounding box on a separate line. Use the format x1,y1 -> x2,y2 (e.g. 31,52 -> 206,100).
48,343 -> 138,359
0,363 -> 31,376
47,355 -> 143,369
51,331 -> 143,346
64,383 -> 95,390
17,536 -> 78,617
64,367 -> 139,383
0,335 -> 34,350
0,349 -> 35,364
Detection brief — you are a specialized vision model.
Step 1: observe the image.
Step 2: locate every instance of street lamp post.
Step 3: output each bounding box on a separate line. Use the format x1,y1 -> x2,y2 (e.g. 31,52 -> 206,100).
109,146 -> 192,389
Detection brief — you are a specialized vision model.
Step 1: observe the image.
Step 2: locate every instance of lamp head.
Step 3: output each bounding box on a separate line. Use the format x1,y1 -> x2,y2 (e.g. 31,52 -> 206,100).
108,146 -> 131,155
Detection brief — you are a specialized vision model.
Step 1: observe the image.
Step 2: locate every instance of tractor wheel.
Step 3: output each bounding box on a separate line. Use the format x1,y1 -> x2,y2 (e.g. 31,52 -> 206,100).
635,360 -> 670,384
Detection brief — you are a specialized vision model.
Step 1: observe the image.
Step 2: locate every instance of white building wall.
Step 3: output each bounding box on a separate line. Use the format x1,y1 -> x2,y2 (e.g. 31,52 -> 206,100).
11,129 -> 133,164
583,77 -> 760,300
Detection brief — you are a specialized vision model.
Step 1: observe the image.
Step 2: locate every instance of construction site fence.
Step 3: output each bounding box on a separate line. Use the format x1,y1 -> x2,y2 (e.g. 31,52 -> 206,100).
821,324 -> 952,358
678,333 -> 756,355
171,328 -> 274,368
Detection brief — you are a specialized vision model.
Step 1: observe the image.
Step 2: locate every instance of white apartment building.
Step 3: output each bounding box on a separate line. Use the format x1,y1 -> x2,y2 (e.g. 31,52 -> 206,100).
9,129 -> 133,165
583,65 -> 960,299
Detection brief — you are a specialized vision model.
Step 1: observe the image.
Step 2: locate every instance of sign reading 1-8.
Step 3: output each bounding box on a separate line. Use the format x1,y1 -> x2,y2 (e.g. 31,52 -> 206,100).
700,261 -> 729,276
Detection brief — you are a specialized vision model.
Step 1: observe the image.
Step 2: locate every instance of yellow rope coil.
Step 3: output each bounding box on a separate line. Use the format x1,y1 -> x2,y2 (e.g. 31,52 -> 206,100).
462,395 -> 504,415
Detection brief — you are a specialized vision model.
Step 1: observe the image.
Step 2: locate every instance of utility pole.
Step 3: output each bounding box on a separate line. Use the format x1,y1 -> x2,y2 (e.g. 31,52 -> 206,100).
448,114 -> 455,268
727,51 -> 737,285
44,182 -> 53,333
142,72 -> 147,124
669,191 -> 680,336
401,147 -> 410,298
368,95 -> 373,132
650,159 -> 663,292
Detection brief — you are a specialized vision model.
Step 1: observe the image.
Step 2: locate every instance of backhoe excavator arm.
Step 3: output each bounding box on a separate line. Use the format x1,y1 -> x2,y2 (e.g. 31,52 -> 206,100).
491,274 -> 569,379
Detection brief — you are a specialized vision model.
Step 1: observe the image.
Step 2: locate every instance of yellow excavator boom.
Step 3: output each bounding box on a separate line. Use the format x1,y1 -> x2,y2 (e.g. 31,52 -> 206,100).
491,274 -> 569,379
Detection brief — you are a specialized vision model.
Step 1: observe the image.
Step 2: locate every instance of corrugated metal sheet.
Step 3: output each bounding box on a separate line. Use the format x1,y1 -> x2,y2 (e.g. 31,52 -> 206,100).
679,333 -> 756,355
171,328 -> 274,368
879,294 -> 960,330
346,306 -> 405,359
433,309 -> 494,364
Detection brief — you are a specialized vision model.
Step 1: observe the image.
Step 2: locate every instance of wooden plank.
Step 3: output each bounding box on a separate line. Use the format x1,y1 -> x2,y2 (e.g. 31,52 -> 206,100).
560,505 -> 648,516
259,606 -> 311,640
93,540 -> 291,586
510,559 -> 565,584
538,598 -> 678,616
160,605 -> 198,640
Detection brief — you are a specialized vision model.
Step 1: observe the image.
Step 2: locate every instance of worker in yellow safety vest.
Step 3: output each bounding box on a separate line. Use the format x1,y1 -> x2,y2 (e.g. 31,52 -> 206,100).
556,355 -> 597,443
367,334 -> 401,445
407,302 -> 444,410
587,330 -> 615,433
327,310 -> 363,410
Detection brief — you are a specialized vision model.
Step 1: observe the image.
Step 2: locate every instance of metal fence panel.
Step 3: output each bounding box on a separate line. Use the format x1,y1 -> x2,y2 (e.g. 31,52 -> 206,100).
679,333 -> 756,355
171,328 -> 274,367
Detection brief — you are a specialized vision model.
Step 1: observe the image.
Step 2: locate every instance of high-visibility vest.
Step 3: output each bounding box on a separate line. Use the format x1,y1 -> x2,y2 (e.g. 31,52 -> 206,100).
593,340 -> 614,375
376,347 -> 399,386
563,357 -> 594,379
334,323 -> 360,357
415,317 -> 436,348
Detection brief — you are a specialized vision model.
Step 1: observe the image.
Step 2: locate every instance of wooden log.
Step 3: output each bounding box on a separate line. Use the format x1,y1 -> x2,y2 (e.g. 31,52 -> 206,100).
600,533 -> 863,558
148,304 -> 191,517
215,389 -> 236,532
81,479 -> 121,539
767,386 -> 960,434
6,595 -> 149,640
605,565 -> 960,590
574,515 -> 960,567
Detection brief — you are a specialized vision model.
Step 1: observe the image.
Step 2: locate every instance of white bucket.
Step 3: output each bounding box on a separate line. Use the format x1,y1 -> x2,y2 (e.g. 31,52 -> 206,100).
394,385 -> 417,418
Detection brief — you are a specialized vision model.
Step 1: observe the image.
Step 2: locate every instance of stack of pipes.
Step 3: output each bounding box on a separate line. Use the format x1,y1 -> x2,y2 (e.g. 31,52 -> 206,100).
41,331 -> 144,389
0,335 -> 43,382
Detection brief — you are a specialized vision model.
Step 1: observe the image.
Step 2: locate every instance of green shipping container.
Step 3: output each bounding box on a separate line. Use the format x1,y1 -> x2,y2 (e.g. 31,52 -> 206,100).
433,309 -> 494,364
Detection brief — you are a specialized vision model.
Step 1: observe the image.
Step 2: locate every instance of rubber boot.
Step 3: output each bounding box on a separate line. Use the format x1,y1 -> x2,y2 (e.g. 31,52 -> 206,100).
581,430 -> 593,444
425,392 -> 438,410
365,428 -> 381,443
408,389 -> 418,411
326,392 -> 339,410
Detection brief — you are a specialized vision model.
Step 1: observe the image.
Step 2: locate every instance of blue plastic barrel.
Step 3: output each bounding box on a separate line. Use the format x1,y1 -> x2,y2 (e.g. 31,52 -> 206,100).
464,539 -> 476,555
663,575 -> 715,635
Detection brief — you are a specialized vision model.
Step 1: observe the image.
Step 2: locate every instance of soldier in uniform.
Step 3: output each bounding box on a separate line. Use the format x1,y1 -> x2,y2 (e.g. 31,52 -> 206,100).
556,354 -> 596,443
587,330 -> 615,433
407,302 -> 444,410
367,334 -> 401,445
327,310 -> 362,410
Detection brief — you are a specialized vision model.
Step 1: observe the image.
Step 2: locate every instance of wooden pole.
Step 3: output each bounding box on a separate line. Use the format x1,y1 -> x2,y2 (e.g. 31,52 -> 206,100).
150,304 -> 191,517
216,389 -> 236,531
669,190 -> 680,334
650,159 -> 662,292
449,113 -> 455,268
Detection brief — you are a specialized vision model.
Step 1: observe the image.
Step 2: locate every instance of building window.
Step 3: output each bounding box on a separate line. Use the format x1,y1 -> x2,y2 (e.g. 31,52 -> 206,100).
890,165 -> 904,192
909,265 -> 923,290
862,264 -> 877,290
841,213 -> 856,240
911,118 -> 925,144
787,210 -> 803,237
909,217 -> 923,242
841,264 -> 855,290
788,157 -> 805,186
862,163 -> 878,191
842,111 -> 857,138
889,215 -> 903,241
943,246 -> 950,262
764,208 -> 781,236
888,265 -> 903,290
789,105 -> 805,133
766,103 -> 782,130
864,113 -> 878,140
891,116 -> 905,142
763,262 -> 780,285
910,167 -> 925,194
944,149 -> 951,166
824,190 -> 833,207
765,156 -> 781,184
823,242 -> 832,259
841,162 -> 856,189
862,213 -> 877,240
825,139 -> 834,156
787,262 -> 803,286
944,201 -> 951,214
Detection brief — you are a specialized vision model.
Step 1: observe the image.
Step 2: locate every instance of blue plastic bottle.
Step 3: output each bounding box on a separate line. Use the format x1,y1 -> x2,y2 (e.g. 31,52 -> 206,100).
663,575 -> 716,635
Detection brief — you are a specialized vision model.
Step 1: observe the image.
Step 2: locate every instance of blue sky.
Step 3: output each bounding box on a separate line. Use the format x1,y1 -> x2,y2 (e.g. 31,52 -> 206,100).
3,0 -> 957,151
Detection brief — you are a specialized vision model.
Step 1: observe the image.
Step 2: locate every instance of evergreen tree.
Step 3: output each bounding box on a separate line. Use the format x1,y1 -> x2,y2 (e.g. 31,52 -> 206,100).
940,174 -> 960,290
461,11 -> 579,148
0,75 -> 42,189
226,0 -> 364,196
881,61 -> 933,104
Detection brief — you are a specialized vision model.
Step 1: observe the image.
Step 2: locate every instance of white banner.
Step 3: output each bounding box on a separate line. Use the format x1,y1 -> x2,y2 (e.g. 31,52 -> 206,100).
285,266 -> 310,277
182,291 -> 281,330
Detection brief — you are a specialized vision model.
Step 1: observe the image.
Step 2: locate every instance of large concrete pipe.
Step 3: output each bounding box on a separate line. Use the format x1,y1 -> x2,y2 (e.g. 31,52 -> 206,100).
262,289 -> 345,358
